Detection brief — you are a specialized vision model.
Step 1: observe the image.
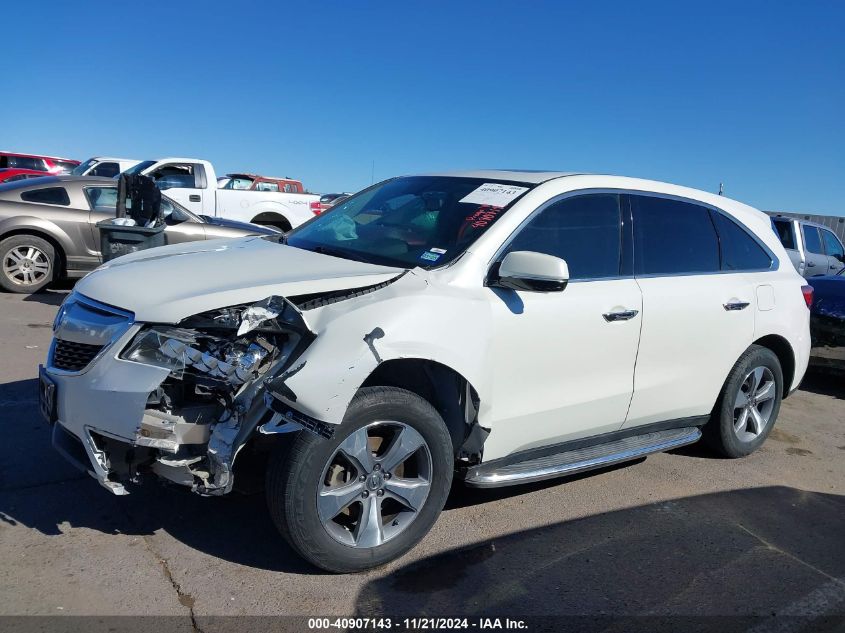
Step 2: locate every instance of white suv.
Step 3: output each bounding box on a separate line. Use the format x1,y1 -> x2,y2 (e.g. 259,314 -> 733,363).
42,171 -> 811,572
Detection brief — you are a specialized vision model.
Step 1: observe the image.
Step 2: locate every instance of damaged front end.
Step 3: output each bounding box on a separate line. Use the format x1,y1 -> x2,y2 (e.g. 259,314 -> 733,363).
118,296 -> 315,495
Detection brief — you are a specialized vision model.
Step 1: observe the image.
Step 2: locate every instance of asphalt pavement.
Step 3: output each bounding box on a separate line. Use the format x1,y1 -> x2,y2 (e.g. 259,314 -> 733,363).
1,286 -> 843,629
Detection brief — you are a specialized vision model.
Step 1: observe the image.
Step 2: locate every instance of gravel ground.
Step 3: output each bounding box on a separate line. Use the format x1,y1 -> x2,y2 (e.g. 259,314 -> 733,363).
1,287 -> 843,627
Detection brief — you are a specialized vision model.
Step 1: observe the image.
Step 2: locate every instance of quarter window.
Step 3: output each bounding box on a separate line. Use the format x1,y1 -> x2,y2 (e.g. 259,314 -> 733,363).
712,212 -> 772,271
772,219 -> 796,250
802,225 -> 824,254
821,229 -> 844,258
20,187 -> 70,206
631,195 -> 719,275
502,194 -> 622,280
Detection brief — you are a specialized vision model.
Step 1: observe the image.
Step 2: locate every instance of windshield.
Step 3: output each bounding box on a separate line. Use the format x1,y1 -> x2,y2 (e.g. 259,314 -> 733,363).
122,160 -> 157,176
71,159 -> 97,176
285,176 -> 533,268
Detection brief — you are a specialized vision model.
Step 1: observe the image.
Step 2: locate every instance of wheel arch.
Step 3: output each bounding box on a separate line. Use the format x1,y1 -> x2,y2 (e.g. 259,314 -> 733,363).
752,334 -> 796,398
361,358 -> 484,459
250,211 -> 291,232
0,224 -> 69,278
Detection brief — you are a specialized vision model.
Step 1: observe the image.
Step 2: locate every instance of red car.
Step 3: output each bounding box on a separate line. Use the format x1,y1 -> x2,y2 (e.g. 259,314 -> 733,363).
0,152 -> 79,175
0,168 -> 52,184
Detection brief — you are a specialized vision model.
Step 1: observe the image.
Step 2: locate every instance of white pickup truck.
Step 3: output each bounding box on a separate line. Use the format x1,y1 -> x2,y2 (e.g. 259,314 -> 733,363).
125,158 -> 322,231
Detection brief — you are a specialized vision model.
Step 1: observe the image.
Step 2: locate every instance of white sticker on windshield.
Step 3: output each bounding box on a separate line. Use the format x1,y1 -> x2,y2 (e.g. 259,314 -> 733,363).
459,183 -> 529,208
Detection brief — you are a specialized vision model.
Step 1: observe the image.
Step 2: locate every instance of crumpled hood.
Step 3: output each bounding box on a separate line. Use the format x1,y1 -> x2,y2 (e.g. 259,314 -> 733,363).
76,236 -> 405,323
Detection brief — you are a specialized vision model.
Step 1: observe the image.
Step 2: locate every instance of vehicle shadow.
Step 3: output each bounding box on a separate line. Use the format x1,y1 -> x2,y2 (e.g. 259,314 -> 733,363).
799,369 -> 845,400
0,377 -> 317,575
20,279 -> 74,306
355,486 -> 845,621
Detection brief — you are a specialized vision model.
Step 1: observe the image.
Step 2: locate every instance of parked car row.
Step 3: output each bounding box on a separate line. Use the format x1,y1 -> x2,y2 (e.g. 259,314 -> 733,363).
0,176 -> 279,293
771,214 -> 845,278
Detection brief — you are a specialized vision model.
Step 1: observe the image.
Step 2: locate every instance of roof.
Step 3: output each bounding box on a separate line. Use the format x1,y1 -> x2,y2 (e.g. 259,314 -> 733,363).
88,157 -> 140,163
419,169 -> 580,184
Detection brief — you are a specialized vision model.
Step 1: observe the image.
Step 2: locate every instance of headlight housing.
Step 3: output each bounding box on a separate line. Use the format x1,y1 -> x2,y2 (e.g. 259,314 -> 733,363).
119,296 -> 314,387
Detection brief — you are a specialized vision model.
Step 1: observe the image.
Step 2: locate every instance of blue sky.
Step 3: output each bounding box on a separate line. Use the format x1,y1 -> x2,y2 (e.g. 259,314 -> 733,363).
2,1 -> 843,214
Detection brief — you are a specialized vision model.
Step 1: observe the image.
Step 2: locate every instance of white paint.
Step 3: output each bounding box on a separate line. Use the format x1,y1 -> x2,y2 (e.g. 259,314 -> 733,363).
51,171 -> 811,472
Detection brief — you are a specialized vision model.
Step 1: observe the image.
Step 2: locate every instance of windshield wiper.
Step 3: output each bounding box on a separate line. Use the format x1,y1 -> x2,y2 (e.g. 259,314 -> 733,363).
309,244 -> 370,263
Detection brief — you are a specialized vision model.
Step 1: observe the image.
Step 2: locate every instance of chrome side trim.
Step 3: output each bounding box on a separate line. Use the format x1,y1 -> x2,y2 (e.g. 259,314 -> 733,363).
465,427 -> 702,488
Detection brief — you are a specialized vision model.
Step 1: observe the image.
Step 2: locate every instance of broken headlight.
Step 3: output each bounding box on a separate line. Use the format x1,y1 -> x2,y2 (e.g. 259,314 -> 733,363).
119,296 -> 311,386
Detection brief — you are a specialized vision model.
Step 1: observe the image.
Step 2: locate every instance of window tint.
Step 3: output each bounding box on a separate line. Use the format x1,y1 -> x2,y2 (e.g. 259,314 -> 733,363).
772,219 -> 796,250
9,156 -> 44,171
802,225 -> 823,254
91,162 -> 120,178
85,186 -> 118,211
631,195 -> 719,275
713,212 -> 772,271
20,187 -> 70,206
503,194 -> 622,279
822,229 -> 844,257
152,164 -> 197,189
53,160 -> 78,174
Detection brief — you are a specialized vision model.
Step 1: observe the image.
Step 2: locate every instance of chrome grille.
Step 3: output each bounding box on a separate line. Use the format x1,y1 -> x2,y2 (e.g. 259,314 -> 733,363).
52,340 -> 105,371
48,293 -> 134,373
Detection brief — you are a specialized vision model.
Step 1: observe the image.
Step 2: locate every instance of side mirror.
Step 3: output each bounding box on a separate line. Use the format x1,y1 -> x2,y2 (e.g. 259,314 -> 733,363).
492,251 -> 570,292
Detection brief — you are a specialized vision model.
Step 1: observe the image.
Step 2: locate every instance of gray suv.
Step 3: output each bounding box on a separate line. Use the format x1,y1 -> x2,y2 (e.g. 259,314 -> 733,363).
771,215 -> 845,278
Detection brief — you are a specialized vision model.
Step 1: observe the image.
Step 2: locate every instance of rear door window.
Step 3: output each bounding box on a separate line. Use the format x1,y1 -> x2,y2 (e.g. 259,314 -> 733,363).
802,225 -> 824,254
20,187 -> 70,206
630,194 -> 720,275
712,212 -> 772,271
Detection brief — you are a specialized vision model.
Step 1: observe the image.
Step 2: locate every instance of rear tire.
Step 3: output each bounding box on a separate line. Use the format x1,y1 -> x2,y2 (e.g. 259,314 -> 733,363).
705,345 -> 783,458
0,234 -> 55,293
266,387 -> 453,573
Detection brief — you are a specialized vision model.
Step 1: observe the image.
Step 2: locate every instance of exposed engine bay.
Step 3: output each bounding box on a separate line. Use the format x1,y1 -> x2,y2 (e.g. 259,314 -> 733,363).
117,296 -> 315,494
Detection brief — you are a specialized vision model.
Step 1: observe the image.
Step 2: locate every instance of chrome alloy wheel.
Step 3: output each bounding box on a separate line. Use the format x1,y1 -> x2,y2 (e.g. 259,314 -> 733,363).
3,245 -> 51,287
733,366 -> 777,442
317,421 -> 433,548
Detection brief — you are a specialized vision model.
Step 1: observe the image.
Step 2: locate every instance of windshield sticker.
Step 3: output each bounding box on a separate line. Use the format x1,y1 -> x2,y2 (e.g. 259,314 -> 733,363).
430,247 -> 447,254
459,182 -> 529,207
464,205 -> 505,230
420,250 -> 442,262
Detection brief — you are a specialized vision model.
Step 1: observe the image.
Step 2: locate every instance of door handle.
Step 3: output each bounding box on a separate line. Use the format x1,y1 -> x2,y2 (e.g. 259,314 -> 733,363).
807,262 -> 816,267
723,301 -> 750,311
189,194 -> 201,202
602,309 -> 639,322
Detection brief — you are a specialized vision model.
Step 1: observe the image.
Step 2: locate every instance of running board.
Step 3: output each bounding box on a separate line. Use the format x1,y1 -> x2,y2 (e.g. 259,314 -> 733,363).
464,426 -> 702,488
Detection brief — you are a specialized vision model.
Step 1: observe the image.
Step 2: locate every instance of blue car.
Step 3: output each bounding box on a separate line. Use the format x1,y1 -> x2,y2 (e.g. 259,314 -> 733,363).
809,269 -> 845,371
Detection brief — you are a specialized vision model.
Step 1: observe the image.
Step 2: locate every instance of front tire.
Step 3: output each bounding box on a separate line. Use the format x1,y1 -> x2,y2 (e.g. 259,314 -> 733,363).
266,387 -> 454,572
705,345 -> 783,458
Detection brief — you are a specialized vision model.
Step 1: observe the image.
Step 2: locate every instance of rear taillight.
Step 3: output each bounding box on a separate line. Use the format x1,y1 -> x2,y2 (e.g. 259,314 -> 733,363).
310,201 -> 323,215
801,285 -> 814,308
